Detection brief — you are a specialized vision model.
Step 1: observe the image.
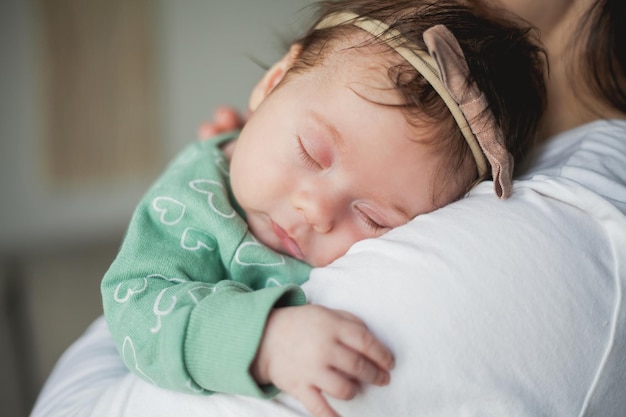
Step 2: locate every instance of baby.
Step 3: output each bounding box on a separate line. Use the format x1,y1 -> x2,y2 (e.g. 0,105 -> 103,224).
101,1 -> 545,416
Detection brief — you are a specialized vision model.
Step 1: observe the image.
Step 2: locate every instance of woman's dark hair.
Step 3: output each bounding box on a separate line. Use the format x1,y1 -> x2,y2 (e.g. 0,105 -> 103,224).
579,0 -> 626,114
285,0 -> 546,204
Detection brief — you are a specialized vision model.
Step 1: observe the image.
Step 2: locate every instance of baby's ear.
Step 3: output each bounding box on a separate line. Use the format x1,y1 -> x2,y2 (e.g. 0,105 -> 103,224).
248,44 -> 302,111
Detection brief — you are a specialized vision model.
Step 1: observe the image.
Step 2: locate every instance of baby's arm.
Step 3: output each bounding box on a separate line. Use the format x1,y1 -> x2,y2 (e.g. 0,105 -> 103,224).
101,140 -> 311,397
196,109 -> 394,416
252,304 -> 394,417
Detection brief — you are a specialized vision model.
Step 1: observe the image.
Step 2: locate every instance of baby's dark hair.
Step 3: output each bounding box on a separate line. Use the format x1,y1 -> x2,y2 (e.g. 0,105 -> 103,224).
287,0 -> 546,204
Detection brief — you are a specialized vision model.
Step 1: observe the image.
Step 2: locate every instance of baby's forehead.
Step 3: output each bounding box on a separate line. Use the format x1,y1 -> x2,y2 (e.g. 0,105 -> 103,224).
309,36 -> 407,102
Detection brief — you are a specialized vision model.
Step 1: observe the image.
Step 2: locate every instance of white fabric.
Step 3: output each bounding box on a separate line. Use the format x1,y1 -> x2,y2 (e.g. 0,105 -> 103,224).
29,316 -> 310,417
30,120 -> 626,417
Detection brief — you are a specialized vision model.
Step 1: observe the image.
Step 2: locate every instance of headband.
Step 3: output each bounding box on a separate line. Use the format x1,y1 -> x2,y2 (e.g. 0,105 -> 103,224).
315,12 -> 514,198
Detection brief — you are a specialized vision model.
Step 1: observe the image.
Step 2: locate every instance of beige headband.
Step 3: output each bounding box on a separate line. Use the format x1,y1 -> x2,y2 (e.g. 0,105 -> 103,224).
315,12 -> 514,198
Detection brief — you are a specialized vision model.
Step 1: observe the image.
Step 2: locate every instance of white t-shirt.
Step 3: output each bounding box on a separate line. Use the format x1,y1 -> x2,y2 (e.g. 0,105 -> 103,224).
31,120 -> 626,417
302,119 -> 626,417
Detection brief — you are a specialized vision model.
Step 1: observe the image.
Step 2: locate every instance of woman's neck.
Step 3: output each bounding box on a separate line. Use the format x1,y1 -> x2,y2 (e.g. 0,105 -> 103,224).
537,50 -> 624,141
536,0 -> 626,140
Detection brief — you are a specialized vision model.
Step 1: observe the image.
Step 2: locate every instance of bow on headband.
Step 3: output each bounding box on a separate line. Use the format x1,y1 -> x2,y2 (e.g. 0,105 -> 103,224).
315,12 -> 514,198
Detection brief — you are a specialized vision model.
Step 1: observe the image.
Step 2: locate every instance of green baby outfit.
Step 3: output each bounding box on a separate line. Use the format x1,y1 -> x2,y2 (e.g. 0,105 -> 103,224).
101,132 -> 311,398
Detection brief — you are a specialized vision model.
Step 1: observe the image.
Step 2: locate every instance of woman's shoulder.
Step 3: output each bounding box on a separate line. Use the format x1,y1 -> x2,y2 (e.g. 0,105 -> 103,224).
304,121 -> 626,416
517,119 -> 626,214
556,119 -> 626,154
521,120 -> 626,175
307,179 -> 626,417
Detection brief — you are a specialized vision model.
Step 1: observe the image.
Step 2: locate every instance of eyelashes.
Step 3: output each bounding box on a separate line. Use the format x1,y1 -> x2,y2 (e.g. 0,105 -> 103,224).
362,216 -> 385,231
296,136 -> 322,170
295,135 -> 389,234
355,206 -> 387,232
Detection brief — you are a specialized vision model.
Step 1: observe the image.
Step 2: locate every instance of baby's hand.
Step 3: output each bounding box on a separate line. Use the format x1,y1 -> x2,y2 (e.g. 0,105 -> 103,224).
252,305 -> 394,417
197,106 -> 246,140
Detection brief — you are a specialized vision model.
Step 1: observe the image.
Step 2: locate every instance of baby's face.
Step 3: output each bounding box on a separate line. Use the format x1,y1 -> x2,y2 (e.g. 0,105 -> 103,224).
229,42 -> 447,267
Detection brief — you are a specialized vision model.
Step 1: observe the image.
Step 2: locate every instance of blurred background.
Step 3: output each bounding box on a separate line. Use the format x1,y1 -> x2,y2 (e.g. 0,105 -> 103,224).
0,0 -> 315,415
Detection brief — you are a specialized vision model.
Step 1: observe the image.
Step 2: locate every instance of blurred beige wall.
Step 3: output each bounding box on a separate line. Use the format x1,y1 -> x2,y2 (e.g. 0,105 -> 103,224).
0,0 -> 314,415
0,0 -> 314,254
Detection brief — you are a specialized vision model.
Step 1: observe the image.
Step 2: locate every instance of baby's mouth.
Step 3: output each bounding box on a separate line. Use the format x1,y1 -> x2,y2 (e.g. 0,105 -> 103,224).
270,220 -> 305,261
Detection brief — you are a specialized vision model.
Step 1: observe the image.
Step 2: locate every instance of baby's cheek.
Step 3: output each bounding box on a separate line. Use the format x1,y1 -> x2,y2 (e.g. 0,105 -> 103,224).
314,229 -> 365,267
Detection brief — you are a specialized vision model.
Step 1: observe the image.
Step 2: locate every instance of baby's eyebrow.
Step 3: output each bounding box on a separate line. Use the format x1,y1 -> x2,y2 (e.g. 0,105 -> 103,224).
309,110 -> 344,152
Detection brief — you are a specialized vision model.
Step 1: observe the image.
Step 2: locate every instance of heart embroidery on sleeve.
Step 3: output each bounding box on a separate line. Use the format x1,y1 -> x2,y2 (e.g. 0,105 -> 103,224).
265,277 -> 283,287
189,179 -> 236,219
235,239 -> 286,267
152,196 -> 186,225
113,278 -> 148,303
121,336 -> 155,385
181,227 -> 218,252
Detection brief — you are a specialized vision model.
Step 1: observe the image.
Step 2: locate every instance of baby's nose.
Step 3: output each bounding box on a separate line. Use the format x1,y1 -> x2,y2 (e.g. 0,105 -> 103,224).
293,189 -> 335,234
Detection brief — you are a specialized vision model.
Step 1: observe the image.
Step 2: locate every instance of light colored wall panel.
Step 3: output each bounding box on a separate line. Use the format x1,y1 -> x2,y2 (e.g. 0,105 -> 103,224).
0,0 -> 315,254
38,0 -> 161,183
0,1 -> 316,415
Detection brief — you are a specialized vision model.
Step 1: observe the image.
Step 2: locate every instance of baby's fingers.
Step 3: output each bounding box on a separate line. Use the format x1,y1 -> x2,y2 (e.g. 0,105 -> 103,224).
340,322 -> 395,375
331,345 -> 390,387
298,387 -> 341,417
197,106 -> 242,140
213,106 -> 242,129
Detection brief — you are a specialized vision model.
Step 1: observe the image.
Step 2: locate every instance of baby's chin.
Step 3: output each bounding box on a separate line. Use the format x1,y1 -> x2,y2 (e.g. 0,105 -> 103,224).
304,250 -> 344,268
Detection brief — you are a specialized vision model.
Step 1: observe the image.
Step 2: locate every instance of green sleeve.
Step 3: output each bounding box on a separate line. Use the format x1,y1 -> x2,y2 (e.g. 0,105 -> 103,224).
184,280 -> 305,396
101,140 -> 311,397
